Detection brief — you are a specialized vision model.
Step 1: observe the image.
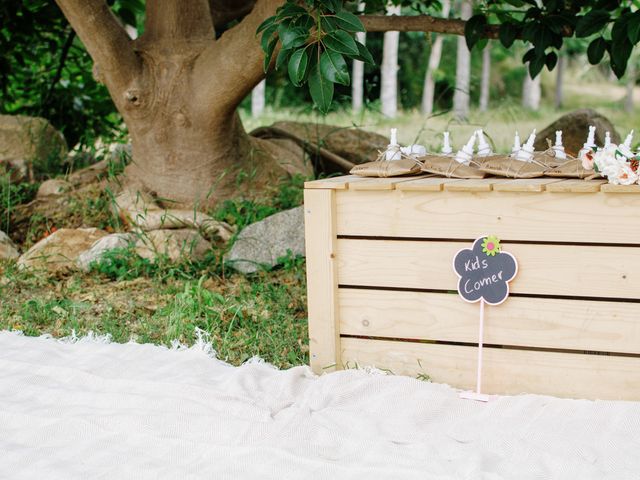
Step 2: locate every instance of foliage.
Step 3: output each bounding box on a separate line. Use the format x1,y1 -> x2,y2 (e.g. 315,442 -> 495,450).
0,1 -> 141,147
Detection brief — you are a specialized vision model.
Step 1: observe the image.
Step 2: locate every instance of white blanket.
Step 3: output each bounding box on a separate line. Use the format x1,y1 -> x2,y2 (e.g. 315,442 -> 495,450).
0,331 -> 639,479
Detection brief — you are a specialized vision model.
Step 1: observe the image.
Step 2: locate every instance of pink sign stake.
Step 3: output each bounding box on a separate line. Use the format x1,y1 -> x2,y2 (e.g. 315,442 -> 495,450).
452,236 -> 518,402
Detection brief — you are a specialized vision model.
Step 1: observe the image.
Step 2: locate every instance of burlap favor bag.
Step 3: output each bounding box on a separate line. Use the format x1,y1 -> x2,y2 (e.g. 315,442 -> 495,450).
478,151 -> 557,178
418,155 -> 486,179
544,157 -> 598,178
350,158 -> 422,177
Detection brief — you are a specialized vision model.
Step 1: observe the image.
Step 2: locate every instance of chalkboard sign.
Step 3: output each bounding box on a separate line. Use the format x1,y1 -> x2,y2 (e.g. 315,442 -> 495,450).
453,236 -> 518,306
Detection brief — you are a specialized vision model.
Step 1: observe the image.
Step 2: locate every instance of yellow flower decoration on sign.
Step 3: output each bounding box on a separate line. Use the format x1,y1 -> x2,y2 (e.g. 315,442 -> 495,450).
481,235 -> 501,256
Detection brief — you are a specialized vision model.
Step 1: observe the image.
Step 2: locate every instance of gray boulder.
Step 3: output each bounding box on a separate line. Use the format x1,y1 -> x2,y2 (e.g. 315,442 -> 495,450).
0,231 -> 19,260
77,233 -> 135,271
225,206 -> 304,274
534,109 -> 620,156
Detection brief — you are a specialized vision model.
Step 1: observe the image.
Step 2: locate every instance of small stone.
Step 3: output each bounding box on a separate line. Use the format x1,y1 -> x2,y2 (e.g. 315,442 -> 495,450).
134,229 -> 211,263
76,233 -> 135,271
224,206 -> 304,274
18,228 -> 107,273
0,231 -> 19,260
37,179 -> 73,198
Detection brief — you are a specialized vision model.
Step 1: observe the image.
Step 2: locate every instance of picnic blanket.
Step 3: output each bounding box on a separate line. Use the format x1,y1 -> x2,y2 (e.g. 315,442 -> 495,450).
0,330 -> 639,479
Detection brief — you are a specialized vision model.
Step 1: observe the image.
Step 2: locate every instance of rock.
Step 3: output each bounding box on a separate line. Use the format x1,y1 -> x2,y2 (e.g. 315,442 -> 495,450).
0,115 -> 67,178
534,109 -> 620,156
0,231 -> 19,260
135,229 -> 211,263
224,206 -> 304,274
68,158 -> 110,185
37,178 -> 73,198
18,228 -> 107,273
76,233 -> 135,271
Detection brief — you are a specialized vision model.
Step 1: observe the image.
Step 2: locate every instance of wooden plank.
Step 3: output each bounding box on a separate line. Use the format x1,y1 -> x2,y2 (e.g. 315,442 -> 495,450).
444,177 -> 506,192
341,337 -> 640,400
334,189 -> 640,243
395,177 -> 462,192
339,289 -> 640,354
546,179 -> 607,193
304,189 -> 340,373
337,239 -> 640,299
304,175 -> 363,190
601,183 -> 640,193
492,178 -> 563,192
348,175 -> 428,191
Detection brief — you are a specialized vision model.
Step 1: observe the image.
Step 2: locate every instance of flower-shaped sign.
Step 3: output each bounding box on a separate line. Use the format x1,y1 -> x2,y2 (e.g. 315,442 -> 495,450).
453,236 -> 518,306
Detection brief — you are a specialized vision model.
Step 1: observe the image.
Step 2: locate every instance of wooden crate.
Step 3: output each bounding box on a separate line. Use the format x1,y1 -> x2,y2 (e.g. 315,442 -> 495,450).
304,175 -> 640,401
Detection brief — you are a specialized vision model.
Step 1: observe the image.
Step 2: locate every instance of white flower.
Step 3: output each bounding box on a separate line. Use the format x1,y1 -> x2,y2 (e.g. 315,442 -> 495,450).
605,162 -> 638,185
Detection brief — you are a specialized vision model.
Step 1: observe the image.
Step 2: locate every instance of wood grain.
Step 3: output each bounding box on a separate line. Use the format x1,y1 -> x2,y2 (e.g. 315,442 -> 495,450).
348,176 -> 428,191
492,178 -> 563,192
334,189 -> 640,243
341,337 -> 640,400
396,177 -> 463,191
546,179 -> 607,193
339,288 -> 640,354
304,189 -> 340,373
337,239 -> 640,299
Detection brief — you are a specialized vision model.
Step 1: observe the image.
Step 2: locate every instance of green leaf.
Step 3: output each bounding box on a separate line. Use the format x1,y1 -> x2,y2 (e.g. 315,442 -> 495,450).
320,16 -> 338,33
575,10 -> 610,38
610,15 -> 633,78
352,40 -> 375,64
464,14 -> 487,50
334,10 -> 365,32
522,47 -> 536,63
288,48 -> 309,86
533,25 -> 553,54
256,16 -> 276,35
528,54 -> 545,78
320,50 -> 349,85
279,26 -> 308,49
499,22 -> 518,49
323,30 -> 358,56
260,24 -> 277,52
275,47 -> 291,70
324,0 -> 342,13
308,64 -> 334,114
276,3 -> 307,20
263,37 -> 278,72
587,37 -> 607,64
545,51 -> 558,70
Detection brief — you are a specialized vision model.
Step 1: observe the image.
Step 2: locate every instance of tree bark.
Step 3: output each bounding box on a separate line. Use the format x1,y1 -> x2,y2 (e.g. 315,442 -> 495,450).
380,4 -> 401,118
522,70 -> 541,110
479,41 -> 490,111
352,31 -> 367,112
554,54 -> 564,109
453,1 -> 472,120
252,79 -> 266,118
421,0 -> 451,115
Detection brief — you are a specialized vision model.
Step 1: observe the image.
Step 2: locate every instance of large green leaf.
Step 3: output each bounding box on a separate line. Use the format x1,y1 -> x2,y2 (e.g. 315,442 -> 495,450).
308,64 -> 334,114
587,37 -> 607,65
320,50 -> 349,85
334,11 -> 365,32
499,22 -> 518,49
323,30 -> 358,56
465,14 -> 487,50
288,48 -> 309,86
278,26 -> 308,49
353,41 -> 375,64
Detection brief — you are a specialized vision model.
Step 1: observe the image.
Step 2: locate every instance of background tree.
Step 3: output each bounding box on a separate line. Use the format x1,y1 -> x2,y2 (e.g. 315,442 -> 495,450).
380,4 -> 402,117
421,0 -> 451,115
453,0 -> 472,119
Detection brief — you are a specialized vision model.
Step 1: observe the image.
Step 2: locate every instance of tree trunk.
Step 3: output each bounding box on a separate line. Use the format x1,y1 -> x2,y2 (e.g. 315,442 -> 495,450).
252,79 -> 266,118
626,58 -> 636,113
421,0 -> 451,115
380,4 -> 401,118
522,70 -> 541,110
352,31 -> 367,112
554,54 -> 564,109
479,41 -> 490,111
54,0 -> 301,209
453,0 -> 472,119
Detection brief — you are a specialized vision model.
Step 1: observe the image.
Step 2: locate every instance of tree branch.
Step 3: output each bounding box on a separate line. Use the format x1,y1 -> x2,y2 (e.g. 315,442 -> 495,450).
54,0 -> 141,94
361,14 -> 498,37
195,0 -> 284,116
144,0 -> 215,42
